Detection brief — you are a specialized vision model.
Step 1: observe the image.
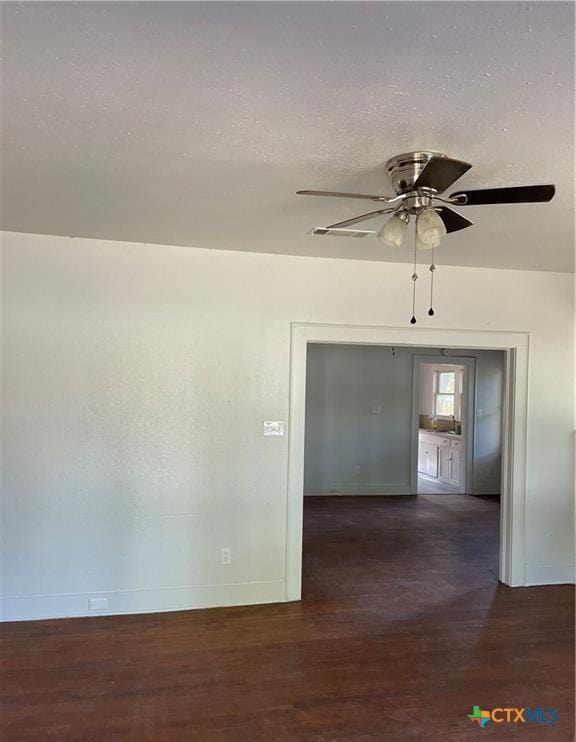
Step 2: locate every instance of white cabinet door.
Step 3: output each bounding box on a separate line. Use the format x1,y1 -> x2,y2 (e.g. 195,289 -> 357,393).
449,441 -> 462,487
418,442 -> 438,477
418,443 -> 426,474
438,444 -> 451,483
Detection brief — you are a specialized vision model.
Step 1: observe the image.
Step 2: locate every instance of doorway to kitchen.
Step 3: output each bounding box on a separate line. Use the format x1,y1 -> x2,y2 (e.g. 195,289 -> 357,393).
412,356 -> 476,495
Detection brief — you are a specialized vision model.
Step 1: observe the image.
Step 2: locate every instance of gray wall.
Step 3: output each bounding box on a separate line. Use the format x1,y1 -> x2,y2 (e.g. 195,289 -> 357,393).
304,344 -> 504,495
472,351 -> 505,493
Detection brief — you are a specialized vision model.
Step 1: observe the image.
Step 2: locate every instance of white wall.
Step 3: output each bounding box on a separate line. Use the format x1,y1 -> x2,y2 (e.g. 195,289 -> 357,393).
304,347 -> 502,495
1,231 -> 574,620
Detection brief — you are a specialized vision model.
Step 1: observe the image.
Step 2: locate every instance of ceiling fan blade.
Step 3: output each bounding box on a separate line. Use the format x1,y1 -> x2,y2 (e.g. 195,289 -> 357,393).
327,207 -> 398,229
297,190 -> 393,202
449,184 -> 556,205
435,206 -> 474,233
413,156 -> 472,194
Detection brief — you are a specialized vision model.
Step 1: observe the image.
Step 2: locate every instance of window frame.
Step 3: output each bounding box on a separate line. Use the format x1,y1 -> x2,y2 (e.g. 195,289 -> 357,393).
433,369 -> 460,419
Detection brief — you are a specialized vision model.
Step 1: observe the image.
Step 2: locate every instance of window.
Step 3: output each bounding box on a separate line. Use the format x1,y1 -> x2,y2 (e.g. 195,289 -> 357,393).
434,370 -> 456,417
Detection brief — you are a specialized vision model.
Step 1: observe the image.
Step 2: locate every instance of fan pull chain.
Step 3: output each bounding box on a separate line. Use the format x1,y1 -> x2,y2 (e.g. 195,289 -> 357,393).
410,225 -> 417,325
428,247 -> 436,317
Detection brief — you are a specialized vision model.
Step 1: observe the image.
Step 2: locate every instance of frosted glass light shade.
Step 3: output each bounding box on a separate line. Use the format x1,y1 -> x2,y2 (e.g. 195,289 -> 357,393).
416,208 -> 446,249
416,232 -> 434,251
376,212 -> 409,248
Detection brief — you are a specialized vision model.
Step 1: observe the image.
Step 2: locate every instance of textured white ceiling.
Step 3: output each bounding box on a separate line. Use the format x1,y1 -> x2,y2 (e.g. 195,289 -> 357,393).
1,2 -> 574,271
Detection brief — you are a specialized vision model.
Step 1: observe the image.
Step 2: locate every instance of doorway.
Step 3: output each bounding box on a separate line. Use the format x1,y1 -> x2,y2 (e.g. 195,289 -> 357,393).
286,323 -> 529,599
412,356 -> 477,495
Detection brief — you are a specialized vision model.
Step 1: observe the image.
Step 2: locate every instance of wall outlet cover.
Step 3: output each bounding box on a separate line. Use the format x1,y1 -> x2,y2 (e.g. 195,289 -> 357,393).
89,598 -> 108,611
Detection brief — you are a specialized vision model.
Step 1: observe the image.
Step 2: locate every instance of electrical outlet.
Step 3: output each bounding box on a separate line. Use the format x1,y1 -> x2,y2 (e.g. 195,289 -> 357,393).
221,547 -> 232,565
89,598 -> 108,611
370,405 -> 382,415
354,464 -> 361,474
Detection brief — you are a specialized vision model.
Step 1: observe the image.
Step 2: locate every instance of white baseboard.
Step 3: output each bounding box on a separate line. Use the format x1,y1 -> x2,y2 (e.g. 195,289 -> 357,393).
525,564 -> 576,586
0,580 -> 286,622
4,566 -> 572,622
305,483 -> 412,496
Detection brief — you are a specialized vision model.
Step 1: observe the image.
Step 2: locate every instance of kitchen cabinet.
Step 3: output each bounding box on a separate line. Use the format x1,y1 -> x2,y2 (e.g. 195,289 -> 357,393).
418,441 -> 438,477
418,430 -> 463,489
447,440 -> 462,487
438,443 -> 451,482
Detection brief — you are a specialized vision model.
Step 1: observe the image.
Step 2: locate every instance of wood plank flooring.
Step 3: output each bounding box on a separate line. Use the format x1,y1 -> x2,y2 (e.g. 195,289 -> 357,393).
1,495 -> 573,741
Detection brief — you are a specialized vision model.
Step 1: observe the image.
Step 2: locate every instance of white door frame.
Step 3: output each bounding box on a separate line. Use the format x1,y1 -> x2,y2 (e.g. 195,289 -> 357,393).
411,355 -> 477,495
285,323 -> 529,599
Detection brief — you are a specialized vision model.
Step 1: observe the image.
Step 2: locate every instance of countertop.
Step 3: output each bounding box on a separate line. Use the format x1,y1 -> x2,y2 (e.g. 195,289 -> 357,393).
419,428 -> 462,439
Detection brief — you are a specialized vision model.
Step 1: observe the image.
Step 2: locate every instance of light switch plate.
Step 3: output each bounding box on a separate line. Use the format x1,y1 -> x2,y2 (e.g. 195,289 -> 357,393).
263,420 -> 285,436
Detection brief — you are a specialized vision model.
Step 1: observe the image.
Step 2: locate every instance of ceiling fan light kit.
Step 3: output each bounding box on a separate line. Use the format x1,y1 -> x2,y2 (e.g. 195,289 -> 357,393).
415,208 -> 446,249
376,211 -> 409,248
298,151 -> 556,323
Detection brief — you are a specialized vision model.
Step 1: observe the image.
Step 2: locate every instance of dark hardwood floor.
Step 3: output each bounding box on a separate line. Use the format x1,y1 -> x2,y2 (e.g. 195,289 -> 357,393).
1,495 -> 574,741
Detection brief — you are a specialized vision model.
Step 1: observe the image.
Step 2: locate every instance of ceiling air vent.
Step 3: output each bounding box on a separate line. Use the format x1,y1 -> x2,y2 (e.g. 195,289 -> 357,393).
309,227 -> 374,238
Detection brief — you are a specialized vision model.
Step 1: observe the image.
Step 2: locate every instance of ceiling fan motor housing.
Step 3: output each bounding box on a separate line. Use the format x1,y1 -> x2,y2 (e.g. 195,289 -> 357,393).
385,151 -> 447,214
385,151 -> 446,194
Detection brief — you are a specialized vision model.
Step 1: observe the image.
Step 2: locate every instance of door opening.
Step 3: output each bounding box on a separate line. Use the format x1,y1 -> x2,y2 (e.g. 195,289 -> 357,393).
412,355 -> 479,495
286,323 -> 529,600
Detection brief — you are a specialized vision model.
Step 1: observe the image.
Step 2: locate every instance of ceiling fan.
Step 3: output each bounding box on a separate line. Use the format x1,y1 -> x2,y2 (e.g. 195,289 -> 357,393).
297,150 -> 555,248
297,151 -> 555,324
